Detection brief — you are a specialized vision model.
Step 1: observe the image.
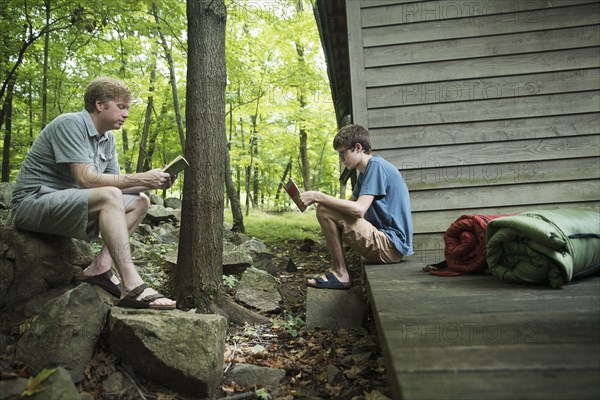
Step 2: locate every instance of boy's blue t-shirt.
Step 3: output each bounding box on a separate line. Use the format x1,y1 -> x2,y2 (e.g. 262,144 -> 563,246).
352,155 -> 414,256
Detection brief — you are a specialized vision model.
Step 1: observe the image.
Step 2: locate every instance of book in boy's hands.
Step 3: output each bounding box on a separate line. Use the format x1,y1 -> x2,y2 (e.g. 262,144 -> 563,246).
284,178 -> 307,212
163,155 -> 189,176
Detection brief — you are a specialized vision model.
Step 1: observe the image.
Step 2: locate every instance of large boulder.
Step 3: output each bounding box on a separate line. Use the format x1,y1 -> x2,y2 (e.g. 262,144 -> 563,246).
0,226 -> 94,309
15,284 -> 110,382
108,308 -> 227,398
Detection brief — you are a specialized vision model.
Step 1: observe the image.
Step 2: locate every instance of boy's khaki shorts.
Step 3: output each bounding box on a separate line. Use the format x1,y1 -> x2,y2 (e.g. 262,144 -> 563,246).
335,210 -> 403,263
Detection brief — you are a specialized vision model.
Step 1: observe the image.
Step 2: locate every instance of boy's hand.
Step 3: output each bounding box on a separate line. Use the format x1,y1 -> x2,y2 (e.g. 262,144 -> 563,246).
300,191 -> 321,206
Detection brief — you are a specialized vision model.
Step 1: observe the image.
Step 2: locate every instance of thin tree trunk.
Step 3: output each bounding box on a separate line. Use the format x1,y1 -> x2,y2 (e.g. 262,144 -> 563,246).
226,143 -> 244,232
152,3 -> 186,152
1,78 -> 15,182
136,63 -> 156,173
226,101 -> 244,232
275,157 -> 293,200
295,0 -> 311,191
144,101 -> 164,171
41,0 -> 50,129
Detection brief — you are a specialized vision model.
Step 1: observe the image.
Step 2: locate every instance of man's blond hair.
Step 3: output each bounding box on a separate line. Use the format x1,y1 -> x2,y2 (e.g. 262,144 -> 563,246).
84,77 -> 132,112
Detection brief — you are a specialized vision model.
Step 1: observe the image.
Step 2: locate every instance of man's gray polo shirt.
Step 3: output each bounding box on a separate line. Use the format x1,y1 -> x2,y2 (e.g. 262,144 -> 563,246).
11,110 -> 120,209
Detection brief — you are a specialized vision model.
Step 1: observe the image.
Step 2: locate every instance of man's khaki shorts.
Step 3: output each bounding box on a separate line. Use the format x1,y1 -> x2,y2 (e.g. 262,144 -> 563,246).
12,186 -> 139,241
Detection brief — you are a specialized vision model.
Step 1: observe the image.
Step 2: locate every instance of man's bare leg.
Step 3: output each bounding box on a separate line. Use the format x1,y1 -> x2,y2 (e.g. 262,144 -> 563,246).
307,204 -> 351,285
80,192 -> 148,285
87,187 -> 175,307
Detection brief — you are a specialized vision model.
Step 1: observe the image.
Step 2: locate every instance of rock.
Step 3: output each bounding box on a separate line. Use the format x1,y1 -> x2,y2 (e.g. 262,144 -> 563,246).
164,197 -> 182,209
0,182 -> 14,208
326,364 -> 342,384
136,223 -> 153,237
225,230 -> 251,245
305,287 -> 367,330
229,363 -> 286,396
32,367 -> 80,400
0,377 -> 27,399
103,371 -> 133,394
0,226 -> 94,309
15,285 -> 109,383
236,238 -> 275,273
144,205 -> 177,224
108,308 -> 227,398
222,244 -> 253,274
149,193 -> 164,207
152,224 -> 180,244
235,267 -> 282,313
284,258 -> 298,272
299,238 -> 316,252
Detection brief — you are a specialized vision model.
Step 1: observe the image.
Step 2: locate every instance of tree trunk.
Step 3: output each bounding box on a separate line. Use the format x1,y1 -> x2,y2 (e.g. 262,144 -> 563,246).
225,143 -> 245,232
152,3 -> 186,152
176,0 -> 227,311
144,102 -> 164,171
136,63 -> 156,173
295,0 -> 311,191
226,101 -> 244,232
1,78 -> 15,182
250,114 -> 259,207
41,0 -> 50,129
121,128 -> 131,173
275,157 -> 292,201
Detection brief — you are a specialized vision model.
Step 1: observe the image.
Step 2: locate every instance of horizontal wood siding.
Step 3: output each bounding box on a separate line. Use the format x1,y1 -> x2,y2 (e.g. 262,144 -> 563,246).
346,0 -> 600,259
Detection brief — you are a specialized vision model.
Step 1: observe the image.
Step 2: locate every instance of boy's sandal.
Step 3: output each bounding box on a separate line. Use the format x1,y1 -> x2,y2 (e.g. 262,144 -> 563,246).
422,260 -> 448,272
306,271 -> 351,290
115,283 -> 176,310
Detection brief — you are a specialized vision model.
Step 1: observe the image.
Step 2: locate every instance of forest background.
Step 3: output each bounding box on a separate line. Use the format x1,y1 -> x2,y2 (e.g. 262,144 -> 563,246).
0,0 -> 339,216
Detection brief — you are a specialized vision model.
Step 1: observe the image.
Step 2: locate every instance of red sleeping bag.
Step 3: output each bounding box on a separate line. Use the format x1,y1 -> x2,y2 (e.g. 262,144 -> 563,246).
429,214 -> 514,276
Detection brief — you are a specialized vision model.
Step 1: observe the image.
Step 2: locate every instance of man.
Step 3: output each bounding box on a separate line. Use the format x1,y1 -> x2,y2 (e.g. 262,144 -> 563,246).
11,77 -> 176,309
300,124 -> 413,289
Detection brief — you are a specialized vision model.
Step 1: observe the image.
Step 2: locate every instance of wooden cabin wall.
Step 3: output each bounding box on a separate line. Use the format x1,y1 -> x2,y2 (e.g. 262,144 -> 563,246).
346,0 -> 600,260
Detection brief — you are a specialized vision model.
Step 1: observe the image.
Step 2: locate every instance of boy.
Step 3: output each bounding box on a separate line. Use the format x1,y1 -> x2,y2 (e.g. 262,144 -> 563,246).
300,124 -> 413,289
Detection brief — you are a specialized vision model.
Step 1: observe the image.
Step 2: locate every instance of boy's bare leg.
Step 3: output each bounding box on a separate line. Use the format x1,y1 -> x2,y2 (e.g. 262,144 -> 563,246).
86,187 -> 175,307
307,204 -> 351,285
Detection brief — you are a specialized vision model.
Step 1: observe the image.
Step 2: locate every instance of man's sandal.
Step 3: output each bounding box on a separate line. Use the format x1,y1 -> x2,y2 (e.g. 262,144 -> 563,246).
74,270 -> 121,297
115,284 -> 176,310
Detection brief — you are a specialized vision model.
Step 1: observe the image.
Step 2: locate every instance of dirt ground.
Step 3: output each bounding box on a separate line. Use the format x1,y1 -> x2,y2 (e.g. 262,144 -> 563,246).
218,238 -> 392,399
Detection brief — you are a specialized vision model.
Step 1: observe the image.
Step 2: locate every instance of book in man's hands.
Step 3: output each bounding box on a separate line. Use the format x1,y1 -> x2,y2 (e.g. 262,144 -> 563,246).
284,178 -> 307,212
163,155 -> 189,176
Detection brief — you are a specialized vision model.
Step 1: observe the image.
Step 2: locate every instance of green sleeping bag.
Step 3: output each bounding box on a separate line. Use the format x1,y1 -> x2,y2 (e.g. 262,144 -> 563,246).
486,209 -> 600,288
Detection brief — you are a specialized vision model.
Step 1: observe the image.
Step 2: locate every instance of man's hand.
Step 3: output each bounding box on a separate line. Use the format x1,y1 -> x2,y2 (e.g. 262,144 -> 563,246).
138,168 -> 172,189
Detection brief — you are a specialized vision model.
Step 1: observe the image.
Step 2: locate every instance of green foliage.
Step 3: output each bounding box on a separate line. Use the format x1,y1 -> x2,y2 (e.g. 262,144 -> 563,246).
21,368 -> 57,397
223,274 -> 238,289
273,310 -> 305,337
19,317 -> 36,335
255,388 -> 272,400
1,0 -> 338,209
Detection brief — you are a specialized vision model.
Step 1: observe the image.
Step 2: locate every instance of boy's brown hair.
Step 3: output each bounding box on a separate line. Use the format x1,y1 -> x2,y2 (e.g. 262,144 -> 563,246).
84,77 -> 133,112
333,124 -> 372,154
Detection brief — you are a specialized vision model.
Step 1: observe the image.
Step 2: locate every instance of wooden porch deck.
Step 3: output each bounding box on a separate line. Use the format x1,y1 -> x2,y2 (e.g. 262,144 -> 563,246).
364,258 -> 600,400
